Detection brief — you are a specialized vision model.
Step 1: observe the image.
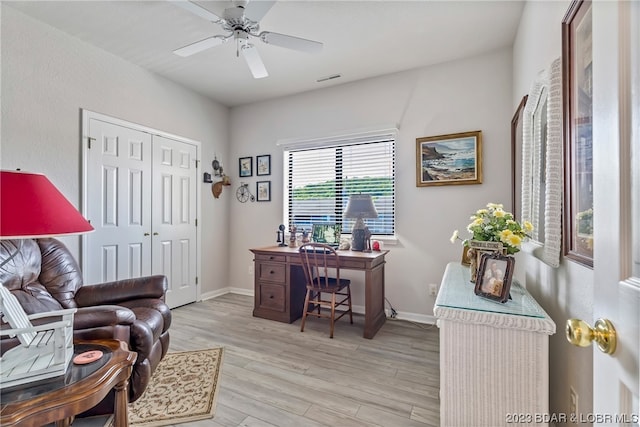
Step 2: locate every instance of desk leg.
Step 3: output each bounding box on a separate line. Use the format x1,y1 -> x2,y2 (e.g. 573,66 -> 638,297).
113,378 -> 129,427
363,262 -> 386,339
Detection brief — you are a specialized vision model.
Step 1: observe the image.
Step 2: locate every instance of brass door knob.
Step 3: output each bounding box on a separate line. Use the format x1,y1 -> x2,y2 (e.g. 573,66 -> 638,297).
566,318 -> 617,355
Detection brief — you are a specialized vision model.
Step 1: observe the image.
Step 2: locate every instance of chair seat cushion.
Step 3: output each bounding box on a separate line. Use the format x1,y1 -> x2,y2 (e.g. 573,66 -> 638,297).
307,277 -> 351,292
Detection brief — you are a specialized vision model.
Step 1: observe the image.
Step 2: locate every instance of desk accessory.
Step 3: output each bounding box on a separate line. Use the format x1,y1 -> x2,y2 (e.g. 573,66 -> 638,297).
311,224 -> 340,245
0,170 -> 94,388
276,224 -> 287,246
289,225 -> 298,247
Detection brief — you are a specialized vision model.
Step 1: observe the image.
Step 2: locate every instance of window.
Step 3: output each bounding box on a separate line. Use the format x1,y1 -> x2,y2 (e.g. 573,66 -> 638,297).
283,130 -> 396,237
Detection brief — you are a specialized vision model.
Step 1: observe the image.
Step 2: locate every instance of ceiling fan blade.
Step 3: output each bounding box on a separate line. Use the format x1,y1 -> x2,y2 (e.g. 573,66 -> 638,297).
259,31 -> 323,54
173,36 -> 226,57
243,0 -> 276,23
241,44 -> 268,79
169,0 -> 223,23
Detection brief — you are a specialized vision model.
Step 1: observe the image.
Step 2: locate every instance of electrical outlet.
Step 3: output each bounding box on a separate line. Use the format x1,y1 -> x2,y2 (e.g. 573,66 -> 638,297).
569,386 -> 578,417
248,264 -> 254,276
429,283 -> 439,296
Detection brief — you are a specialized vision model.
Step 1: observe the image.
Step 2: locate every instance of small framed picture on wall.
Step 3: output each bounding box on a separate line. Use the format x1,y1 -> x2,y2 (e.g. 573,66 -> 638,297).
239,157 -> 252,177
256,154 -> 271,176
256,181 -> 271,202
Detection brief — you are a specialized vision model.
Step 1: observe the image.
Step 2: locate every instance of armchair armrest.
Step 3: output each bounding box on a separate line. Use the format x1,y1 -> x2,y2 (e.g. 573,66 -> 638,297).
75,275 -> 167,307
27,308 -> 77,321
73,306 -> 136,330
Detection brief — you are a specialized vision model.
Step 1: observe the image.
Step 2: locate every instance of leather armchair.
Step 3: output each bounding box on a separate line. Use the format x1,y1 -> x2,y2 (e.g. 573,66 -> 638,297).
0,238 -> 171,413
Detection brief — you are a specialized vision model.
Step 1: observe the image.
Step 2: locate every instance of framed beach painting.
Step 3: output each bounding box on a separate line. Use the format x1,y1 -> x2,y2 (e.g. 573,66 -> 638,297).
415,130 -> 483,186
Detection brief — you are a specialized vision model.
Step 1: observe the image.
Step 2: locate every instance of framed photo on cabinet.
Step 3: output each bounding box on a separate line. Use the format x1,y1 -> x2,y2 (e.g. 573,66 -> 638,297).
474,252 -> 514,304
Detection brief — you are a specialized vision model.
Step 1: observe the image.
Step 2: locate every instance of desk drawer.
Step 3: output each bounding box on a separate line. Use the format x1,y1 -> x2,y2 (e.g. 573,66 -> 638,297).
258,262 -> 286,282
255,253 -> 287,263
340,259 -> 366,269
258,283 -> 286,312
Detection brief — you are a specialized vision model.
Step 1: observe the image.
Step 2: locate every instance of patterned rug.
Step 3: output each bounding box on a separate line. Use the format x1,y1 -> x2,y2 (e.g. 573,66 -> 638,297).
106,348 -> 224,427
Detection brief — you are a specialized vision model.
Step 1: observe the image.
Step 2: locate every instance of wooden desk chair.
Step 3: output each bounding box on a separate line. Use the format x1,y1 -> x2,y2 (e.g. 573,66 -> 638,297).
298,243 -> 353,338
0,284 -> 75,388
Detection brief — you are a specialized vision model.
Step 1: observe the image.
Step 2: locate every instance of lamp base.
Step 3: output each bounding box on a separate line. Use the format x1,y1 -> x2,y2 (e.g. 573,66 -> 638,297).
351,228 -> 366,251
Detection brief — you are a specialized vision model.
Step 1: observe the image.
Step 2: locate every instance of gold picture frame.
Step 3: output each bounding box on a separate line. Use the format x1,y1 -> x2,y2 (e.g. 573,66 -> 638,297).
415,131 -> 482,187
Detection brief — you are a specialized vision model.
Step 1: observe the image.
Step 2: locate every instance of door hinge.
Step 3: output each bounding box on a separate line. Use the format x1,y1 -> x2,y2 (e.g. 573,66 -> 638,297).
87,137 -> 96,149
195,159 -> 200,168
195,218 -> 198,227
195,277 -> 198,285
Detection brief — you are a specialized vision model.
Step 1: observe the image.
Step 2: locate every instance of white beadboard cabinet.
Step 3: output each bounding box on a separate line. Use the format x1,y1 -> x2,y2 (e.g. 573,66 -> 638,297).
434,262 -> 556,427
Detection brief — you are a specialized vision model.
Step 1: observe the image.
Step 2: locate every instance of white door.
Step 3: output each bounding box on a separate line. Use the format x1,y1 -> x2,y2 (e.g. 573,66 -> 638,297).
152,135 -> 198,308
84,118 -> 152,283
591,0 -> 639,421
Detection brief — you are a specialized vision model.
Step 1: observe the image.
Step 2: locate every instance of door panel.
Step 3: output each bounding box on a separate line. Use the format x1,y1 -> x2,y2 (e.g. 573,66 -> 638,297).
152,135 -> 198,308
84,113 -> 199,309
85,119 -> 152,284
592,1 -> 639,421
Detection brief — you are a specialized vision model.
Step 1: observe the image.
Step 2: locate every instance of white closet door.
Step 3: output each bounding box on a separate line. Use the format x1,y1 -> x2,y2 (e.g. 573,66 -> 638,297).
84,118 -> 152,284
151,135 -> 198,308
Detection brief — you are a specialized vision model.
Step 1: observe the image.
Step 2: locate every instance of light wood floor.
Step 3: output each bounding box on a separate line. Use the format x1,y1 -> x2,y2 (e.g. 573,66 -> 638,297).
79,293 -> 440,427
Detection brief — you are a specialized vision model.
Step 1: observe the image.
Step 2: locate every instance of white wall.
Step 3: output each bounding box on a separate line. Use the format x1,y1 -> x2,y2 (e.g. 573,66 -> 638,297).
0,5 -> 231,296
228,48 -> 513,320
513,0 -> 594,420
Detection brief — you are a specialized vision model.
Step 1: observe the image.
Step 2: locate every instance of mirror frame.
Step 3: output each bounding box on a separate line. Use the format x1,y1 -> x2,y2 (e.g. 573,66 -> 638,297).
511,95 -> 528,221
521,58 -> 563,268
562,0 -> 594,267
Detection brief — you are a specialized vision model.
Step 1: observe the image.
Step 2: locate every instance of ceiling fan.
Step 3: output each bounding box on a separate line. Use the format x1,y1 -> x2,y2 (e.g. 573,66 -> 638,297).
170,0 -> 323,79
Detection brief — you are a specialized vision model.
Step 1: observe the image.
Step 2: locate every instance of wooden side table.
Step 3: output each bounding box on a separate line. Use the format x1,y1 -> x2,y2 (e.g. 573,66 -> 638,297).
1,339 -> 136,427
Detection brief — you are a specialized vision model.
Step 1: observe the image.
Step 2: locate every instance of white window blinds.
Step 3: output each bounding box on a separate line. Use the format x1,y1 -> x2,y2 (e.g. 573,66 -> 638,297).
284,131 -> 395,236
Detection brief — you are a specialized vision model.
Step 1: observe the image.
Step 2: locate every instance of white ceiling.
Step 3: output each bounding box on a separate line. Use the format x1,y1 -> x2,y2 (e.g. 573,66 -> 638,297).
6,1 -> 525,107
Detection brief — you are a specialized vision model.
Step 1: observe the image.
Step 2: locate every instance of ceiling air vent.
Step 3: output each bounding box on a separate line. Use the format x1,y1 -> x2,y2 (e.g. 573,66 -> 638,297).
316,74 -> 342,83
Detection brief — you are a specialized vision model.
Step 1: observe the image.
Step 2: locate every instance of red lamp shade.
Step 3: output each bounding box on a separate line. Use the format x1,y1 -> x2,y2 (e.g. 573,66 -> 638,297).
0,170 -> 94,238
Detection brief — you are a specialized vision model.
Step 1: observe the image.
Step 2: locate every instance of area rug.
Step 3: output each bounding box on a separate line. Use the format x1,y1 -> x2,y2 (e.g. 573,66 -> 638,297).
105,348 -> 224,427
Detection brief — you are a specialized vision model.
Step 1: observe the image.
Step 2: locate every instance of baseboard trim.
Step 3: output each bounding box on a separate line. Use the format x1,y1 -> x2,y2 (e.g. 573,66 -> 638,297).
199,288 -> 437,325
200,287 -> 253,301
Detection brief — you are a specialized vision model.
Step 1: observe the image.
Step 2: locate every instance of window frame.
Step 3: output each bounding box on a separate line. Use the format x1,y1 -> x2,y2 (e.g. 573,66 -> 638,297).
280,127 -> 397,240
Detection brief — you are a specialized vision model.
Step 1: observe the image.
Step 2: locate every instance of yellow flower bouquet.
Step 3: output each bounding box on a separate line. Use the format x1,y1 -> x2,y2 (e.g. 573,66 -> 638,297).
451,203 -> 533,255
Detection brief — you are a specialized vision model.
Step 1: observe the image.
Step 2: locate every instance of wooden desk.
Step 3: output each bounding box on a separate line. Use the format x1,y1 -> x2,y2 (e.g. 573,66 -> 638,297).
250,246 -> 388,339
1,339 -> 136,427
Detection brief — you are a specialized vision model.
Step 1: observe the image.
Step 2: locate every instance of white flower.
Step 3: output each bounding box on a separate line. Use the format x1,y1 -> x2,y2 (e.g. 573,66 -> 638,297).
450,229 -> 459,244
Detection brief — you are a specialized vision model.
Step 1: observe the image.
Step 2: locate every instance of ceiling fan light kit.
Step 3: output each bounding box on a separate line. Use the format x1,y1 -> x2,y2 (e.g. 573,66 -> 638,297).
171,0 -> 323,79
